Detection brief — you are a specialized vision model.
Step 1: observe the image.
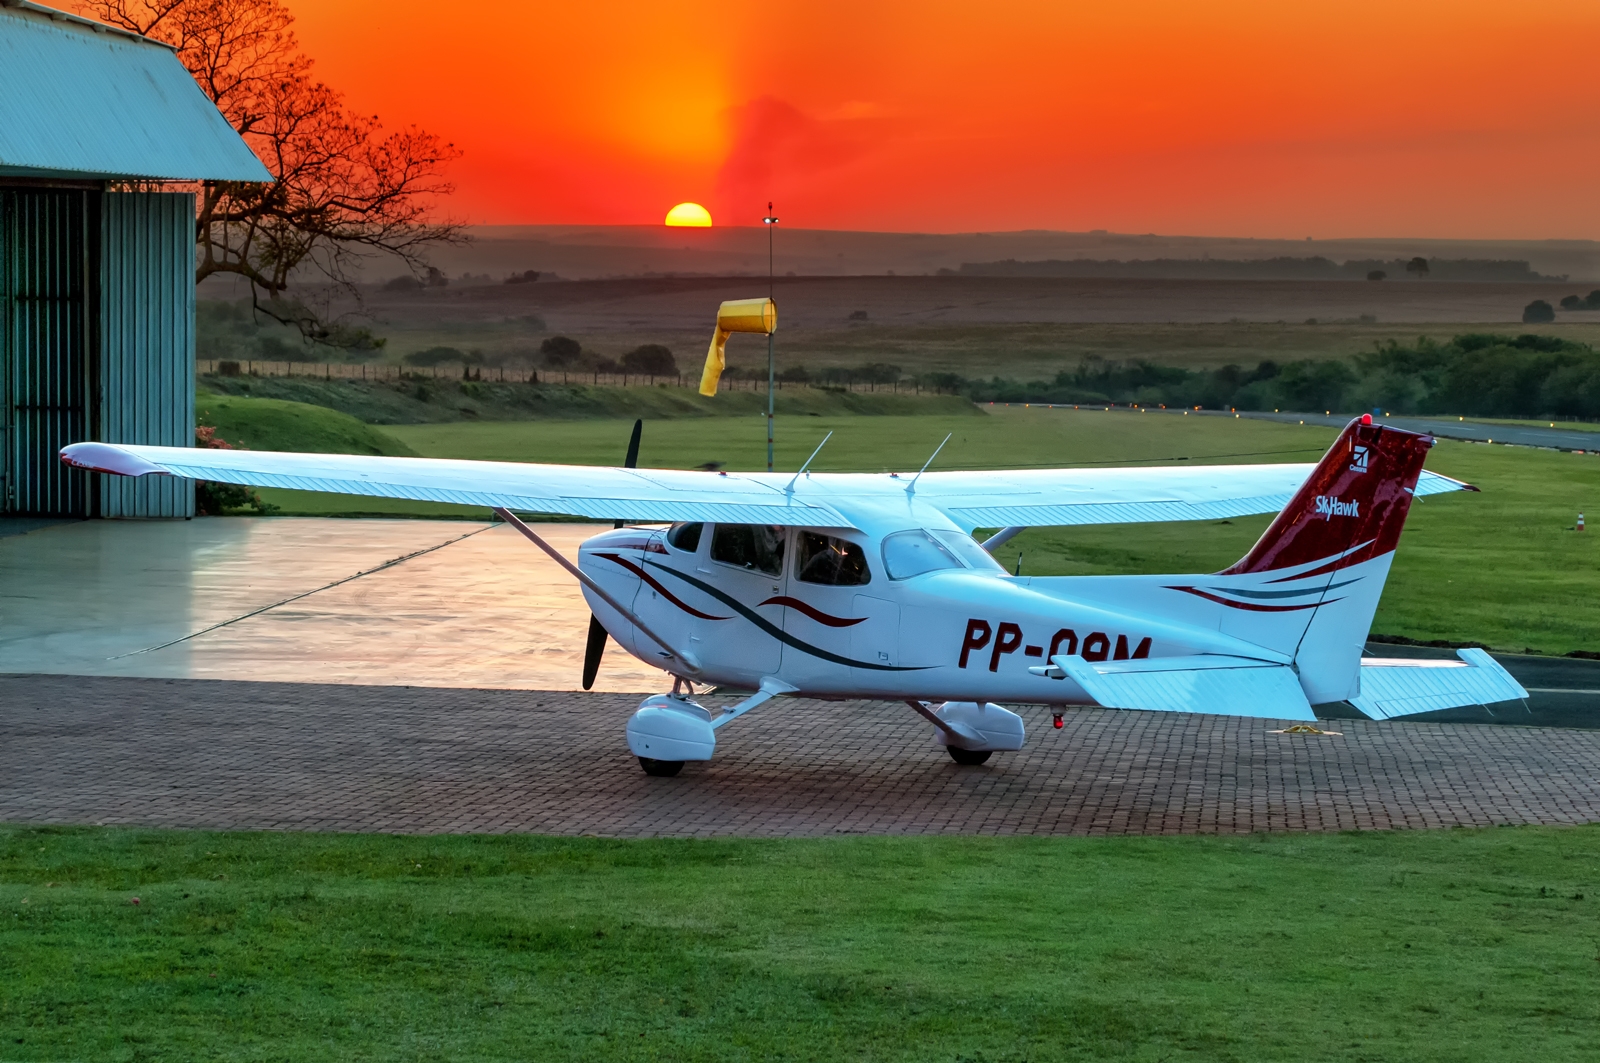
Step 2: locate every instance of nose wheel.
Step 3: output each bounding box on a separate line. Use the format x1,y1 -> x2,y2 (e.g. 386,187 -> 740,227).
945,747 -> 992,766
638,757 -> 685,777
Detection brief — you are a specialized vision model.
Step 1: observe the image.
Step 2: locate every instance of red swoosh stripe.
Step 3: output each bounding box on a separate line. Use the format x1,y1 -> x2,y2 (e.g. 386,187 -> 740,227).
1264,542 -> 1385,583
598,553 -> 731,620
1165,585 -> 1341,612
758,596 -> 867,627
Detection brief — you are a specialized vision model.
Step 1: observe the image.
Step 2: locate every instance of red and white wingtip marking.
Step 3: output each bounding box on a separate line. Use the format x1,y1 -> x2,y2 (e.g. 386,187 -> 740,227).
59,443 -> 169,477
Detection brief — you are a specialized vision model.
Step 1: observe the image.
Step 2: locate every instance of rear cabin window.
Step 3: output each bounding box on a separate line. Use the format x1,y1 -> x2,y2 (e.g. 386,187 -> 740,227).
709,524 -> 786,576
881,530 -> 964,580
795,532 -> 871,586
666,522 -> 703,552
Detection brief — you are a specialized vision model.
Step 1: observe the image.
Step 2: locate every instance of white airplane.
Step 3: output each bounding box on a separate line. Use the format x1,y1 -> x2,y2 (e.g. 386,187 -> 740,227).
62,414 -> 1526,776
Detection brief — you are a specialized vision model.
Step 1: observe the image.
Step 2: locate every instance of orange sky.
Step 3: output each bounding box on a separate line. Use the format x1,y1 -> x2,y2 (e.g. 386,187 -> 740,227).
290,0 -> 1600,238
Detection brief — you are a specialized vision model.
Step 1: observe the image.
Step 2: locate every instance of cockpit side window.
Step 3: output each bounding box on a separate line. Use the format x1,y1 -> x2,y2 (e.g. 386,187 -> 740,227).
709,524 -> 786,576
666,522 -> 703,553
795,532 -> 871,586
881,530 -> 964,580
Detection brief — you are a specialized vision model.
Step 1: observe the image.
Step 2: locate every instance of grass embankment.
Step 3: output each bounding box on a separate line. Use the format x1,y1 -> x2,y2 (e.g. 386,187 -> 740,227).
2,825 -> 1596,1061
196,392 -> 416,457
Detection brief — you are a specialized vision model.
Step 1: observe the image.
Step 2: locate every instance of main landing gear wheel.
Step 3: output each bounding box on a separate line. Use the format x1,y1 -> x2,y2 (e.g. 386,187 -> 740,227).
638,757 -> 685,777
946,747 -> 993,766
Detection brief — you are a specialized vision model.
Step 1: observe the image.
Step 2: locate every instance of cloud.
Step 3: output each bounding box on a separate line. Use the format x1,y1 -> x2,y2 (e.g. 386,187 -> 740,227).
714,96 -> 894,213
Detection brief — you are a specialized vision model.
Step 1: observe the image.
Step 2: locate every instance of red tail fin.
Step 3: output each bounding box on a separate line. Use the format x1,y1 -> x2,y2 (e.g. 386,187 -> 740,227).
1223,416 -> 1436,576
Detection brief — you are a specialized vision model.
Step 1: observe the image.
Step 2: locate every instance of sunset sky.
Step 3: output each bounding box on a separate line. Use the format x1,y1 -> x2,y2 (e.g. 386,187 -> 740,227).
290,0 -> 1600,238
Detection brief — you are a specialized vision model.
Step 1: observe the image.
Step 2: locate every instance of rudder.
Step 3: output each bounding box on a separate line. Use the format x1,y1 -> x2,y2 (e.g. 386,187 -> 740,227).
1207,415 -> 1441,702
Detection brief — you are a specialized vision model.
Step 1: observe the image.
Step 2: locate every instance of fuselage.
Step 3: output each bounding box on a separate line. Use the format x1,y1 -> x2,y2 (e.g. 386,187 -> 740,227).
577,515 -> 1287,705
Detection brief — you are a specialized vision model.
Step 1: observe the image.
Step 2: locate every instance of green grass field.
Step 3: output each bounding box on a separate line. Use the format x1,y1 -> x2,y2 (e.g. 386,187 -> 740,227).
198,374 -> 979,426
2,824 -> 1596,1061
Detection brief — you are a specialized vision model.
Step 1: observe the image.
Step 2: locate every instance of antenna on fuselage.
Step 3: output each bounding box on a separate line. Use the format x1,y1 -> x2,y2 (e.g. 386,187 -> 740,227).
785,430 -> 832,492
906,433 -> 952,492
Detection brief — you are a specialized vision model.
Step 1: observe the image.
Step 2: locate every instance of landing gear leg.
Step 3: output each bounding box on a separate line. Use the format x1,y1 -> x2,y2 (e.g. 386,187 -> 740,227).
628,678 -> 798,776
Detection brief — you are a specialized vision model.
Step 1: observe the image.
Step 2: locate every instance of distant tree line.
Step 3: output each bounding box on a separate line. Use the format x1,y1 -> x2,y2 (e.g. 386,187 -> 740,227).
786,333 -> 1600,419
398,335 -> 680,377
947,257 -> 1562,282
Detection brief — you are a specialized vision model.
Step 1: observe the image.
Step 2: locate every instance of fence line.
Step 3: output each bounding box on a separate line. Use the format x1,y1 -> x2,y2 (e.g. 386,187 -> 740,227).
194,360 -> 934,394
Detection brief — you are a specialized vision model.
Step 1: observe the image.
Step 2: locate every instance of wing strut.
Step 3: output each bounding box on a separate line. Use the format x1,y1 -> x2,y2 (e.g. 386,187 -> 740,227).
493,508 -> 701,677
980,526 -> 1025,552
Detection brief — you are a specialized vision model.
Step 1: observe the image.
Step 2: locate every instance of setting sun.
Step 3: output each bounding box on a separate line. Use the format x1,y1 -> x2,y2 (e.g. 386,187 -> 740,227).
664,202 -> 713,227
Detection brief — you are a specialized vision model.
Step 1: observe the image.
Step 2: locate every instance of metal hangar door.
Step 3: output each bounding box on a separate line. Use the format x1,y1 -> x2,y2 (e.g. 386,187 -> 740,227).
0,188 -> 91,517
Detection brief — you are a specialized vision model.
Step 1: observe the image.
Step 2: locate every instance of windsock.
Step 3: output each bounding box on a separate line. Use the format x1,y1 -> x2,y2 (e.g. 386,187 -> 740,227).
699,297 -> 776,396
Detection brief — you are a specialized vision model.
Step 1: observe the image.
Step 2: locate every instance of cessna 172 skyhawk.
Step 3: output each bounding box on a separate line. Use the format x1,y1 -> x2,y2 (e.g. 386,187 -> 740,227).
62,414 -> 1525,776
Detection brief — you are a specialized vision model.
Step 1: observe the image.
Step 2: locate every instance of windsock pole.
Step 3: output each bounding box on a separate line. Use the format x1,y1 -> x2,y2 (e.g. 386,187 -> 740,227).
764,203 -> 779,472
767,331 -> 775,472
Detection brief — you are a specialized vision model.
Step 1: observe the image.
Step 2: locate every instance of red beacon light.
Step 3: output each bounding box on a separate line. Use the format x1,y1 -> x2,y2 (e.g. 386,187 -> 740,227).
1052,711 -> 1064,729
1360,413 -> 1373,425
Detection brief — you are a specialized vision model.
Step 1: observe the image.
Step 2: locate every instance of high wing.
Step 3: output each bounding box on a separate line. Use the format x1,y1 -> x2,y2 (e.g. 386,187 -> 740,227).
59,442 -> 1470,530
827,464 -> 1468,528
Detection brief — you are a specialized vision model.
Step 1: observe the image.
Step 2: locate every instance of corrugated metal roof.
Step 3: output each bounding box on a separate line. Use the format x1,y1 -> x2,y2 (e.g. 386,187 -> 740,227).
0,0 -> 271,182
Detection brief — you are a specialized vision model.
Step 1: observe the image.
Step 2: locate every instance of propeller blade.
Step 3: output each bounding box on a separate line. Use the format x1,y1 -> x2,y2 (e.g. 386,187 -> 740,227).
616,418 -> 643,529
624,418 -> 642,468
582,613 -> 608,690
593,418 -> 641,685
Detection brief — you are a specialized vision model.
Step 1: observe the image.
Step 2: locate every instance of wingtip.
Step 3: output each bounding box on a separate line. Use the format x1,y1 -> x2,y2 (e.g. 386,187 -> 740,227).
59,442 -> 169,477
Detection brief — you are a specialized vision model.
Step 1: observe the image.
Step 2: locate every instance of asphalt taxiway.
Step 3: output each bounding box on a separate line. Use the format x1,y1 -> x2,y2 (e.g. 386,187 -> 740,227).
2,673 -> 1596,837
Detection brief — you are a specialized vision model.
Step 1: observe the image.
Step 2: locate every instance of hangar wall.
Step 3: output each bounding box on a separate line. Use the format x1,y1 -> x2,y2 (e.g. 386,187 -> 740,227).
0,186 -> 89,516
0,186 -> 194,518
99,191 -> 195,518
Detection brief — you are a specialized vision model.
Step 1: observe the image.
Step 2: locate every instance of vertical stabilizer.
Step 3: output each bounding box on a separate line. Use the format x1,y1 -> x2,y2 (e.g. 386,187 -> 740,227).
1205,416 -> 1444,702
1224,415 -> 1437,578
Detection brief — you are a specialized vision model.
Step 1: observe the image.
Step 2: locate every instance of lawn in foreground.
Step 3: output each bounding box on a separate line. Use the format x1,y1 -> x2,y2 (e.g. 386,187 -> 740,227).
1,825 -> 1595,1061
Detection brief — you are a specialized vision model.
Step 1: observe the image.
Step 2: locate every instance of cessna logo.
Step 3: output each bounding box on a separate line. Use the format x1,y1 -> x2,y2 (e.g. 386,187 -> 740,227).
1314,495 -> 1359,519
1349,445 -> 1369,474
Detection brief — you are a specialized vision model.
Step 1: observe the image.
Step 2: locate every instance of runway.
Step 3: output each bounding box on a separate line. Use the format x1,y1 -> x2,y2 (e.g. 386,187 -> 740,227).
1236,410 -> 1600,452
3,673 -> 1598,837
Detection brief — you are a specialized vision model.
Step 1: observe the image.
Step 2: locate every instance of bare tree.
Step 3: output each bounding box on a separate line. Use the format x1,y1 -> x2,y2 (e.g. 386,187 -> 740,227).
74,0 -> 463,344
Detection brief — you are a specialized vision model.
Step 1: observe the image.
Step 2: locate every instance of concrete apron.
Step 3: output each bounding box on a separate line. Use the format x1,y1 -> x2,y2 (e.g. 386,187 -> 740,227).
0,517 -> 664,693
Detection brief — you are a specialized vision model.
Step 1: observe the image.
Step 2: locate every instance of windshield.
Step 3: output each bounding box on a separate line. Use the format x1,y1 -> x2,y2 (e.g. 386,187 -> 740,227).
930,529 -> 1008,574
881,530 -> 963,580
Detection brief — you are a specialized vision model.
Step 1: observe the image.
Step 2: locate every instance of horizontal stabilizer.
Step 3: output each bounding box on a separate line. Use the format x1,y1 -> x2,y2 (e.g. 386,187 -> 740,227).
1054,654 -> 1316,722
1350,649 -> 1528,720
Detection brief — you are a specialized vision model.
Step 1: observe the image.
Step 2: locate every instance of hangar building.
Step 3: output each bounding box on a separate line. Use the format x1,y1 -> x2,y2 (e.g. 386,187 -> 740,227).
0,0 -> 269,517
